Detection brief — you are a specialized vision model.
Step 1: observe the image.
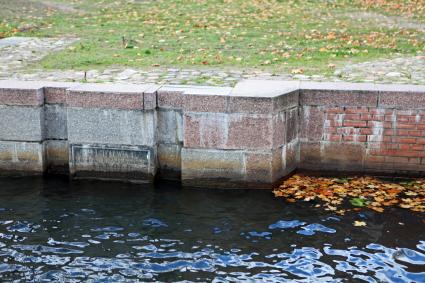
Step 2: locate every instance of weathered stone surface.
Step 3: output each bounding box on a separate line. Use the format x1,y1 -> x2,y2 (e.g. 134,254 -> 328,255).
273,90 -> 299,112
157,109 -> 183,144
183,94 -> 228,113
184,113 -> 273,150
181,148 -> 245,180
232,80 -> 299,97
157,85 -> 231,110
272,112 -> 286,148
299,106 -> 324,141
245,151 -> 273,183
67,83 -> 151,110
286,108 -> 298,143
0,105 -> 44,141
67,108 -> 156,146
44,104 -> 67,140
157,144 -> 181,179
184,113 -> 228,149
228,96 -> 273,114
45,140 -> 69,173
299,142 -> 323,170
227,114 -> 273,149
157,87 -> 184,109
379,90 -> 425,109
299,141 -> 365,171
300,89 -> 378,107
43,82 -> 80,104
0,80 -> 44,106
70,144 -> 156,181
0,141 -> 45,173
300,82 -> 378,106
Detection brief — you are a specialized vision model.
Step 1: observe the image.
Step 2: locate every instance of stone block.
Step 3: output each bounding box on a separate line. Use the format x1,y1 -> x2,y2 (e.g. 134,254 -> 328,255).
300,82 -> 378,106
300,89 -> 378,107
228,96 -> 274,114
0,141 -> 45,173
272,112 -> 286,148
157,87 -> 185,109
273,90 -> 299,112
284,140 -> 299,172
183,94 -> 228,113
299,142 -> 323,170
227,114 -> 273,149
67,83 -> 151,110
157,109 -> 183,144
45,140 -> 69,174
157,143 -> 181,179
183,112 -> 228,149
0,80 -> 44,106
285,108 -> 298,143
232,80 -> 299,97
245,151 -> 273,183
181,148 -> 245,182
299,106 -> 324,141
69,143 -> 156,182
300,141 -> 365,171
0,105 -> 44,141
379,91 -> 425,109
44,104 -> 67,140
183,112 -> 274,150
43,82 -> 80,104
67,108 -> 156,146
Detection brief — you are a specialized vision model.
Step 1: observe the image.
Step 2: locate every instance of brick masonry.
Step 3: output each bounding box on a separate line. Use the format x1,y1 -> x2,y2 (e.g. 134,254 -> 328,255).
0,79 -> 424,187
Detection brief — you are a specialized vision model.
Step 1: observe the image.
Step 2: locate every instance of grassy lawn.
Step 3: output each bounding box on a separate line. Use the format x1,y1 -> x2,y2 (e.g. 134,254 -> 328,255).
1,0 -> 424,75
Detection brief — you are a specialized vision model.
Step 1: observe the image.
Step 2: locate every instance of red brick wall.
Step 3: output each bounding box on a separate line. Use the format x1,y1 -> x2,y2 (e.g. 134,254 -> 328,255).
301,104 -> 425,174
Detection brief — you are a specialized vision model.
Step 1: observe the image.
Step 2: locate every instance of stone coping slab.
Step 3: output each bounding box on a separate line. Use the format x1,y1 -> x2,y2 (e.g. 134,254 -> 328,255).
1,79 -> 424,109
67,83 -> 158,110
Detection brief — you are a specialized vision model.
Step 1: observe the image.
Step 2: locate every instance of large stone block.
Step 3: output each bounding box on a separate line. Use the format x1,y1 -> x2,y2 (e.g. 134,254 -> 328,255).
67,83 -> 152,110
69,144 -> 156,182
378,85 -> 425,109
0,105 -> 44,141
272,112 -> 286,148
184,112 -> 228,149
157,143 -> 181,180
245,151 -> 273,183
44,104 -> 67,140
299,106 -> 325,142
227,114 -> 273,149
285,108 -> 298,143
67,108 -> 156,146
0,141 -> 45,173
300,82 -> 378,107
299,141 -> 365,171
0,80 -> 44,106
157,109 -> 183,144
181,148 -> 245,183
45,140 -> 69,174
183,112 -> 273,150
230,80 -> 299,113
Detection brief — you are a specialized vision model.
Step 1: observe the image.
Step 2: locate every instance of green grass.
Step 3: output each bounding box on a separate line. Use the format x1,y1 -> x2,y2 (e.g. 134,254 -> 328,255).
1,0 -> 424,75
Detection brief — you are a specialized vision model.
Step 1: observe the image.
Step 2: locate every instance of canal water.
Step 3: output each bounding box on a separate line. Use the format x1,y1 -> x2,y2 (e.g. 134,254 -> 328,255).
0,177 -> 423,282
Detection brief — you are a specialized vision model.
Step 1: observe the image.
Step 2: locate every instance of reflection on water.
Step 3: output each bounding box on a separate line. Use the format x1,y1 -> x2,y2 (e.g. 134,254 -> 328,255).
0,176 -> 423,282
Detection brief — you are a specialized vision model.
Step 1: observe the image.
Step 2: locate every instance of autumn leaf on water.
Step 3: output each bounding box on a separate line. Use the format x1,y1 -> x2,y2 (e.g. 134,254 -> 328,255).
350,198 -> 366,207
353,221 -> 367,227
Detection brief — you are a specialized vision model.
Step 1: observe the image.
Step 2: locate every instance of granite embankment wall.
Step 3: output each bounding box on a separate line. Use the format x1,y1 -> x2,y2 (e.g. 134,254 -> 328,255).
0,80 -> 424,188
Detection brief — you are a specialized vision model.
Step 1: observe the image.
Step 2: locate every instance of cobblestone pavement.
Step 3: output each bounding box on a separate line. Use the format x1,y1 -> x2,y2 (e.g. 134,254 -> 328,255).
1,37 -> 424,86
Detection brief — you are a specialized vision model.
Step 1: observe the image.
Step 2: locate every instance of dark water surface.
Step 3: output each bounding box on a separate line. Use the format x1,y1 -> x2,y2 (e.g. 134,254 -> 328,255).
0,177 -> 424,282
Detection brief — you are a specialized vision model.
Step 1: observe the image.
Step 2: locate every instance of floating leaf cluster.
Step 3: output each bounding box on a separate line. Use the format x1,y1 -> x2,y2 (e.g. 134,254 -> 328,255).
273,175 -> 425,214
